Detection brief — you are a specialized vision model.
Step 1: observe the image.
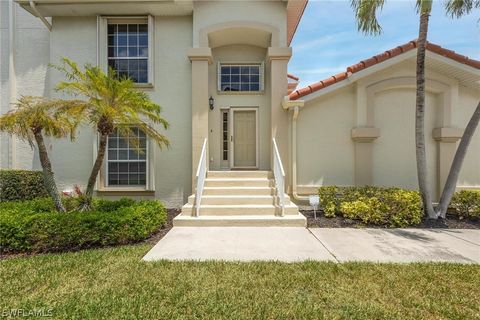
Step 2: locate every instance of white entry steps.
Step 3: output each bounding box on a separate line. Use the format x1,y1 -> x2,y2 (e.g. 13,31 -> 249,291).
174,171 -> 307,227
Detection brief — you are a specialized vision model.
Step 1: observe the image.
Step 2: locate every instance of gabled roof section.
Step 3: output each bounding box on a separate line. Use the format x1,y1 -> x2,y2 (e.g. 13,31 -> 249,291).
290,40 -> 480,100
288,73 -> 300,81
287,0 -> 308,46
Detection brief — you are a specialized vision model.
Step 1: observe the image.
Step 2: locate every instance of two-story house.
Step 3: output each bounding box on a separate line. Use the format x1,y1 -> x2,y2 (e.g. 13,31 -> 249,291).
1,0 -> 479,226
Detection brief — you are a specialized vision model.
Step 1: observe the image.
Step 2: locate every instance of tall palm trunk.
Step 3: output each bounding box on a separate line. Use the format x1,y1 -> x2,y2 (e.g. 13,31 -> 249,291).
436,101 -> 480,218
33,130 -> 66,212
415,11 -> 436,219
83,133 -> 108,205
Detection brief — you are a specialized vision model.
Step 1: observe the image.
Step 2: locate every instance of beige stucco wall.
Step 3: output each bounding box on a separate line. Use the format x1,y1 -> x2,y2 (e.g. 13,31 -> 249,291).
45,15 -> 193,208
297,87 -> 355,187
372,89 -> 439,196
192,1 -> 286,48
297,59 -> 480,199
0,2 -> 50,170
456,86 -> 480,188
208,44 -> 270,170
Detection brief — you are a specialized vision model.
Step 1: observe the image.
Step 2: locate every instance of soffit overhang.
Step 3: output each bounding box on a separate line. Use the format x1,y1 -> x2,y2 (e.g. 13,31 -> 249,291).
16,0 -> 194,17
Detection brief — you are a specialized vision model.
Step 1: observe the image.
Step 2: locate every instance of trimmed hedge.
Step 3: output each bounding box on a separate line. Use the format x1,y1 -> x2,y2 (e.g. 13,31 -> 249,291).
318,186 -> 423,227
451,190 -> 480,219
0,170 -> 48,201
0,198 -> 167,254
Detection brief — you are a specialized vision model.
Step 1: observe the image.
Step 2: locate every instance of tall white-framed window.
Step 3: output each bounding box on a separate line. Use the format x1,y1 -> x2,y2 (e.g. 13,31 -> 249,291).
106,127 -> 148,187
217,62 -> 264,92
98,16 -> 154,86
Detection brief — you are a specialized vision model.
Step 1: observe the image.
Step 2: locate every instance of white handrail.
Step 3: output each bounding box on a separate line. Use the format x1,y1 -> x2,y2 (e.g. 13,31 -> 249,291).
194,139 -> 208,217
272,138 -> 286,216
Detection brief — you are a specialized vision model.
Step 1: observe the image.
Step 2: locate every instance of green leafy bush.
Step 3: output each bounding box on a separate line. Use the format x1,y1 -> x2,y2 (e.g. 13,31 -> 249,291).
451,190 -> 480,219
318,186 -> 423,227
0,170 -> 48,201
317,186 -> 339,217
0,198 -> 167,254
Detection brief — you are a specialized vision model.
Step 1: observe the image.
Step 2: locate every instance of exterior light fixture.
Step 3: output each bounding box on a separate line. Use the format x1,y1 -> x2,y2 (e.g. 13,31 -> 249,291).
209,96 -> 214,110
309,195 -> 320,219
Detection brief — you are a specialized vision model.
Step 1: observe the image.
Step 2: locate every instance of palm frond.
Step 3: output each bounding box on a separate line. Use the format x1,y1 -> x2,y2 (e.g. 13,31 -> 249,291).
416,0 -> 433,14
51,58 -> 170,148
0,96 -> 79,146
444,0 -> 479,18
351,0 -> 385,35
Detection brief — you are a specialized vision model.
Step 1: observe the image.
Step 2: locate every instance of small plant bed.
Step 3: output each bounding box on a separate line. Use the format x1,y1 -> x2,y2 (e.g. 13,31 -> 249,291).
303,210 -> 480,229
306,186 -> 480,229
0,198 -> 167,256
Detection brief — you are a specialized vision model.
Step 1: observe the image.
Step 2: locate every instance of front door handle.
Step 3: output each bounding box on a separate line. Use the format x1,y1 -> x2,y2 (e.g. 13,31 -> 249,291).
231,135 -> 233,142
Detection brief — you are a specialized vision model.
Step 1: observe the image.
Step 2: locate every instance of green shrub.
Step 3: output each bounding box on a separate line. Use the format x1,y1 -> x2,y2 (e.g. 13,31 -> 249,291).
317,186 -> 339,217
0,170 -> 48,201
0,198 -> 167,254
318,186 -> 423,227
451,190 -> 480,219
341,197 -> 388,225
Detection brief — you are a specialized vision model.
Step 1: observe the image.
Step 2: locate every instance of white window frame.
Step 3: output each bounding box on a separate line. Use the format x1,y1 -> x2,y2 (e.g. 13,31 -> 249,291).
98,15 -> 154,87
217,62 -> 264,93
105,127 -> 149,189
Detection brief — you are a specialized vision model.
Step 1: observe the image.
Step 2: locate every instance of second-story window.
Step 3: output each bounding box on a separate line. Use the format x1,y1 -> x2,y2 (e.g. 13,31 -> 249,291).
108,21 -> 149,84
218,63 -> 263,92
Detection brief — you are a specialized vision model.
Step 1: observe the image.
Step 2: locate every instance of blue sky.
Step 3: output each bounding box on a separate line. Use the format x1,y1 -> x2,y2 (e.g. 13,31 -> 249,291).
289,0 -> 480,88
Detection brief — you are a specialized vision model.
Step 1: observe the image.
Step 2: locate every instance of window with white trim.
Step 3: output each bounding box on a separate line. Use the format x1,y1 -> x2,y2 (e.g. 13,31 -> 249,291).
106,17 -> 152,84
106,127 -> 147,187
218,63 -> 264,92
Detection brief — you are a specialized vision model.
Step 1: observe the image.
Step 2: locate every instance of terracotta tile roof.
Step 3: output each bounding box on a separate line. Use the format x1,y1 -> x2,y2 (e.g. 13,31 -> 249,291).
289,40 -> 480,100
288,73 -> 300,81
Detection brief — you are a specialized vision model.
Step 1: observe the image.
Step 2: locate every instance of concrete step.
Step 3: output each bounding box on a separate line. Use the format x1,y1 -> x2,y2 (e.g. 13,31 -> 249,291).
180,204 -> 299,216
188,195 -> 283,205
205,178 -> 274,188
207,171 -> 272,179
203,187 -> 276,196
173,214 -> 307,227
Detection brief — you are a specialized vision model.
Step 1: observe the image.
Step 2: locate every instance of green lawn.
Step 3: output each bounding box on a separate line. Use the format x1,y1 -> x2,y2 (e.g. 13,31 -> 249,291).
1,244 -> 479,320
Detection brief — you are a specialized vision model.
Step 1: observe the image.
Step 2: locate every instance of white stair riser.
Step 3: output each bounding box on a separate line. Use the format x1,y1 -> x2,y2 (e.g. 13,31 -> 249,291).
205,179 -> 274,187
207,171 -> 272,179
188,196 -> 274,205
185,206 -> 299,216
187,195 -> 291,205
173,216 -> 307,227
178,170 -> 303,227
203,187 -> 275,196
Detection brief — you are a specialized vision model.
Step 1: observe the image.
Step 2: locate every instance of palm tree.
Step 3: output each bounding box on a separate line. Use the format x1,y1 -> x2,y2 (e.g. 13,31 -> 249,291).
351,0 -> 479,219
0,96 -> 78,212
52,58 -> 170,209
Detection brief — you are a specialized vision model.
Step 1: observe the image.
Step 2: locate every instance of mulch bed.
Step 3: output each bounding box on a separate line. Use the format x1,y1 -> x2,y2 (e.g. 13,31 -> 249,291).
302,210 -> 480,229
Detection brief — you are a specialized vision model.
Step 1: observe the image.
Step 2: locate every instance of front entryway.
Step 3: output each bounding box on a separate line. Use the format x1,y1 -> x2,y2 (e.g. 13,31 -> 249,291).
231,108 -> 258,168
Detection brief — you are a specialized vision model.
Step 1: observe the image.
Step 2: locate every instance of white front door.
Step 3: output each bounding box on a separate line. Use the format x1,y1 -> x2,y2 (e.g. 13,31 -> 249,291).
230,108 -> 258,168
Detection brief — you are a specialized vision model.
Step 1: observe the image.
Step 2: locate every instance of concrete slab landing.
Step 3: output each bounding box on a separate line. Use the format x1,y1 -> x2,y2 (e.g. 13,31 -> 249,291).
143,227 -> 336,262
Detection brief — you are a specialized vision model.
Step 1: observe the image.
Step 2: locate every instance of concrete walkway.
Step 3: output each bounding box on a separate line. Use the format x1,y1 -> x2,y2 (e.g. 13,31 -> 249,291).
143,227 -> 335,262
143,227 -> 480,263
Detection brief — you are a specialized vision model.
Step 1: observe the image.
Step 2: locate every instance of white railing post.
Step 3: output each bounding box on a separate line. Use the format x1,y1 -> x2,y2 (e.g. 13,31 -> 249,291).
194,139 -> 208,217
272,138 -> 286,217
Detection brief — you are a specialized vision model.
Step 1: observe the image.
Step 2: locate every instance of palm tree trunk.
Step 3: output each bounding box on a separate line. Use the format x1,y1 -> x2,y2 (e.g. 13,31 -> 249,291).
436,101 -> 480,218
83,133 -> 108,206
33,130 -> 65,212
415,11 -> 436,219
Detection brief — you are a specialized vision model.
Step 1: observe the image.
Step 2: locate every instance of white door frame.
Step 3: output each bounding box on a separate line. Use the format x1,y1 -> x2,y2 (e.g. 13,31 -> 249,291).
229,107 -> 259,169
